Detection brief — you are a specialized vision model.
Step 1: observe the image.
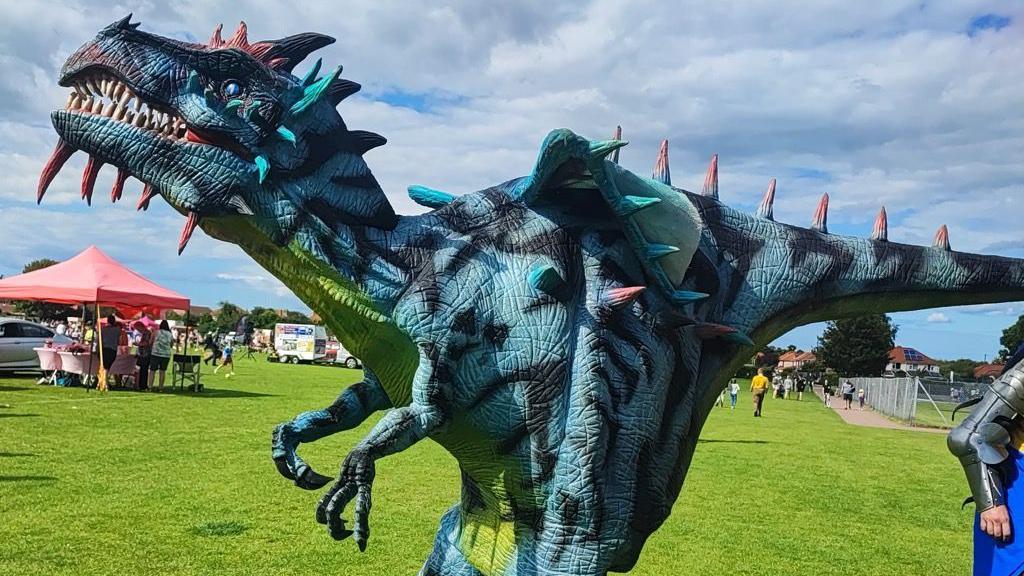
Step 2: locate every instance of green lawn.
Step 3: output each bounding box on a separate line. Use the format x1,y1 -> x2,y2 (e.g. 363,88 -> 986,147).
1,362 -> 974,575
910,400 -> 964,429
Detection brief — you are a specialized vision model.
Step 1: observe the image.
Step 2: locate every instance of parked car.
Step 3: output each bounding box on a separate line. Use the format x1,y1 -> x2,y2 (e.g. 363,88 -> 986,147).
0,318 -> 73,372
325,339 -> 362,369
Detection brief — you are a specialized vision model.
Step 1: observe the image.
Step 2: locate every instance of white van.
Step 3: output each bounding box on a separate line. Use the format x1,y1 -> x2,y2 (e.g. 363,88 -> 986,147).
273,323 -> 327,364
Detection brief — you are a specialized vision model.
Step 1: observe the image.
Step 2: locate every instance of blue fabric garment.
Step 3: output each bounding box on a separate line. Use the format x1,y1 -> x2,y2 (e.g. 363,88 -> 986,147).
975,448 -> 1024,576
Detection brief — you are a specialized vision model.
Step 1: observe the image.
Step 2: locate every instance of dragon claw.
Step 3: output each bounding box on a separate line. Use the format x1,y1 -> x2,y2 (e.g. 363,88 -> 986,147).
315,448 -> 375,548
296,467 -> 332,490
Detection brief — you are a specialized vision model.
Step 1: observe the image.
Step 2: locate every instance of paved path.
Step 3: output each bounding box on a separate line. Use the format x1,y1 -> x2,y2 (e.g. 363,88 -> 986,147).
814,386 -> 947,434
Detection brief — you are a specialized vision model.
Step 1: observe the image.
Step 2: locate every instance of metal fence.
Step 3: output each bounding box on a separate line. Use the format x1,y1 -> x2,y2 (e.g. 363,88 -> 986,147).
844,375 -> 992,428
847,377 -> 919,422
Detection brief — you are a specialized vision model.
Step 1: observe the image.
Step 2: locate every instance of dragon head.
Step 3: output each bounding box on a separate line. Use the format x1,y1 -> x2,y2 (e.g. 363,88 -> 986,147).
39,15 -> 395,254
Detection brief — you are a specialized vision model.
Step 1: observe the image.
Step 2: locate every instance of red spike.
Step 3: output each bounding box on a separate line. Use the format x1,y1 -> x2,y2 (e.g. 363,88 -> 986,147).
811,193 -> 829,233
81,156 -> 103,206
695,323 -> 736,340
702,154 -> 718,199
137,183 -> 157,211
178,212 -> 200,255
225,21 -> 249,49
37,139 -> 76,204
604,286 -> 646,310
933,224 -> 951,251
110,167 -> 129,203
652,139 -> 670,185
208,24 -> 224,48
756,178 -> 776,219
871,206 -> 888,241
266,57 -> 289,69
611,125 -> 622,163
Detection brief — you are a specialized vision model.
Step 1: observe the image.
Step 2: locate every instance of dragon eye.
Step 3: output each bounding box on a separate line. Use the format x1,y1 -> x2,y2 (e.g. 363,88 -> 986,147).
222,80 -> 242,97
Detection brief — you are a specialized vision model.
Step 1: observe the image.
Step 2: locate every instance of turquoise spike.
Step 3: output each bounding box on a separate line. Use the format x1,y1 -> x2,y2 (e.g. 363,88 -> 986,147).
301,58 -> 323,87
407,185 -> 455,209
254,155 -> 270,184
527,264 -> 567,297
276,125 -> 297,146
187,70 -> 202,94
645,243 -> 679,261
290,65 -> 343,115
671,290 -> 710,305
722,330 -> 755,346
225,99 -> 243,111
589,139 -> 628,160
245,100 -> 261,121
616,195 -> 661,217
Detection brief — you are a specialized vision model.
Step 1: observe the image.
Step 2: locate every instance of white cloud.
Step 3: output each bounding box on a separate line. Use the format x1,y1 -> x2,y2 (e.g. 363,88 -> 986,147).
1,0 -> 1022,339
926,312 -> 951,323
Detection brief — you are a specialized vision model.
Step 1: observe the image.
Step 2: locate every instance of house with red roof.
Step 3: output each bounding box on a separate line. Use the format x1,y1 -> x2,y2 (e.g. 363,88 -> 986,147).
886,346 -> 941,374
778,350 -> 817,370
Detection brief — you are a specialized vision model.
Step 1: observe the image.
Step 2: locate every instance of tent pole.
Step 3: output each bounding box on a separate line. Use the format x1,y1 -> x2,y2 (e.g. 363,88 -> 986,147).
82,302 -> 92,391
95,303 -> 105,392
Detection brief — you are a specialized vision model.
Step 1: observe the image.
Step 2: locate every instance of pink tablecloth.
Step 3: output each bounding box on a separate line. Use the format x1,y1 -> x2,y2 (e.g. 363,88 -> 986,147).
109,353 -> 137,376
34,348 -> 63,371
57,351 -> 100,376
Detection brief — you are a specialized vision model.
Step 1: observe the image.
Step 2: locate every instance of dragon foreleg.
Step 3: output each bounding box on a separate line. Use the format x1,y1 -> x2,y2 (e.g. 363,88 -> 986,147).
272,371 -> 392,489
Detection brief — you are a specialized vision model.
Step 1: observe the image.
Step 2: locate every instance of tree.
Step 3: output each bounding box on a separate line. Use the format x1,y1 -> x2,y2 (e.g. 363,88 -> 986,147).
12,259 -> 78,321
248,307 -> 284,330
999,314 -> 1024,362
214,301 -> 245,333
937,358 -> 983,381
816,314 -> 897,377
755,345 -> 783,369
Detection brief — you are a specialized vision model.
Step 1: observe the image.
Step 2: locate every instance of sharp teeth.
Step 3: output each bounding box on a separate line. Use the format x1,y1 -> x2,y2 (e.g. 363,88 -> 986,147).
119,89 -> 131,104
135,113 -> 146,127
66,93 -> 74,108
79,82 -> 91,97
124,110 -> 135,123
134,99 -> 142,112
88,79 -> 100,96
102,102 -> 115,117
80,97 -> 92,111
113,83 -> 125,101
115,104 -> 127,121
70,94 -> 81,110
91,99 -> 103,114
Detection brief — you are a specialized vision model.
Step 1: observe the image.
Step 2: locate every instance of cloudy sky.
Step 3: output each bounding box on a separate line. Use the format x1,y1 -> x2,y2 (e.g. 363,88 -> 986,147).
0,1 -> 1021,361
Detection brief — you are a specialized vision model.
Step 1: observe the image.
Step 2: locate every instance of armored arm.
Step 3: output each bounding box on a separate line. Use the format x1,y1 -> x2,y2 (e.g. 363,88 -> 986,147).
948,361 -> 1024,511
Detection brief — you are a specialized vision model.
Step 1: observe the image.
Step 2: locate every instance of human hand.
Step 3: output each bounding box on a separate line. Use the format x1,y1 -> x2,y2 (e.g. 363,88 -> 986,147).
981,505 -> 1012,541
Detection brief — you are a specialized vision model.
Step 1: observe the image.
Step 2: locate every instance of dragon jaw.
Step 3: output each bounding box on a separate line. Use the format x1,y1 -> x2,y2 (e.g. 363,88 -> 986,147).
38,15 -> 391,255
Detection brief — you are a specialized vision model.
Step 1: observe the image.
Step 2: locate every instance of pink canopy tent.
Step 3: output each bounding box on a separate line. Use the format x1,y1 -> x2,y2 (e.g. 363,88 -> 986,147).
0,245 -> 189,316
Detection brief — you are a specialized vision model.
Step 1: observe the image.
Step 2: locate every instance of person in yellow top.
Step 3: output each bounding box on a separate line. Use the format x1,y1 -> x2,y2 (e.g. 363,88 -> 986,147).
750,367 -> 770,417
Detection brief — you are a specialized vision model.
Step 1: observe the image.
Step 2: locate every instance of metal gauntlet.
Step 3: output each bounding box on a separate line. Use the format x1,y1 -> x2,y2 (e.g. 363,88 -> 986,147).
948,361 -> 1024,511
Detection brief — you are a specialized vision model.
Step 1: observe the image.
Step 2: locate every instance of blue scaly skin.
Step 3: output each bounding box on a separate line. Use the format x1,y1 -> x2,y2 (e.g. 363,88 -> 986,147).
38,17 -> 1024,575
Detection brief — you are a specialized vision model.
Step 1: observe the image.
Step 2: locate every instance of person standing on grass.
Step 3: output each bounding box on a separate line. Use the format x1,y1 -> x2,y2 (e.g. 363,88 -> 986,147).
841,380 -> 855,410
783,374 -> 794,400
202,332 -> 219,365
133,320 -> 152,391
750,368 -> 769,417
796,376 -> 806,401
214,342 -> 235,378
149,320 -> 173,392
99,315 -> 121,378
728,378 -> 740,410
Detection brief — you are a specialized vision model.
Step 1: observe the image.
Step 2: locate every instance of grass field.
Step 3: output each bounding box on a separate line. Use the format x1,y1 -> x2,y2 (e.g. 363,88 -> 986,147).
1,359 -> 975,575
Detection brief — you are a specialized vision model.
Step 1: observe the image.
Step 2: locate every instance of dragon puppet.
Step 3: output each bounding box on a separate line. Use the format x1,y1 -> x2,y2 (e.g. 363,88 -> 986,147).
37,16 -> 1024,576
